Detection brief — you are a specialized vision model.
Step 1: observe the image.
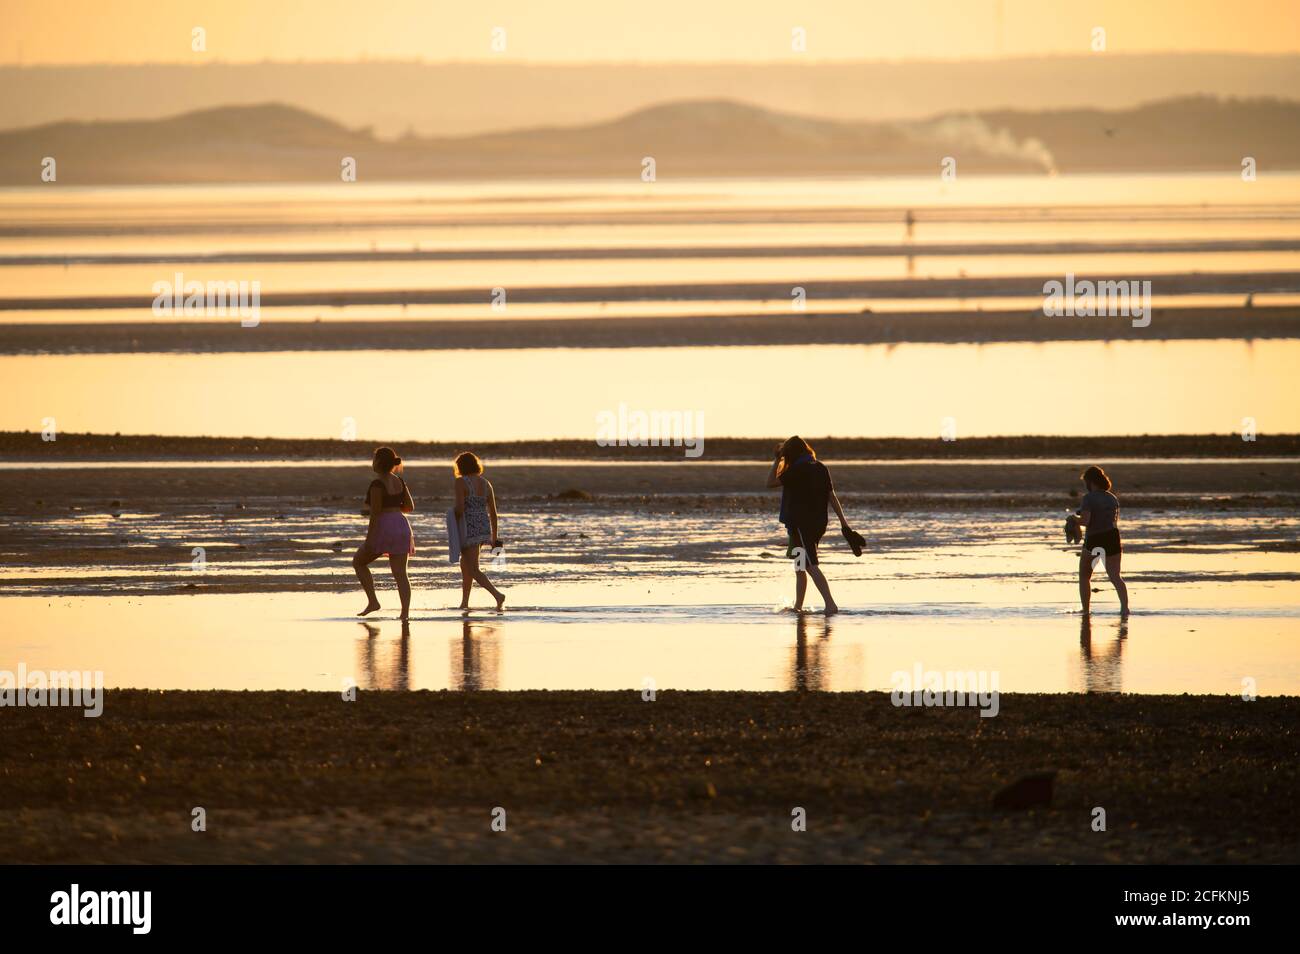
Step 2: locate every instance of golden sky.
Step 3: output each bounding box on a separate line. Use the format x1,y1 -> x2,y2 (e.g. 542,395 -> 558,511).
3,0 -> 1299,64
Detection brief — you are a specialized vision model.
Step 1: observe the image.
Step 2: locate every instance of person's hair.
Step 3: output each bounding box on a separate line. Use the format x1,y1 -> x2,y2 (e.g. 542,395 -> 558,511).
453,451 -> 483,476
776,436 -> 815,476
372,446 -> 402,474
1081,465 -> 1111,492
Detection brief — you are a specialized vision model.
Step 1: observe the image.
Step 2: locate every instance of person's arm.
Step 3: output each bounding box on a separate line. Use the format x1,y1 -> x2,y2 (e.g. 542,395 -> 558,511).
363,484 -> 383,551
400,478 -> 415,513
830,486 -> 849,529
765,447 -> 783,489
487,481 -> 500,542
821,470 -> 852,530
1076,507 -> 1092,527
453,477 -> 466,517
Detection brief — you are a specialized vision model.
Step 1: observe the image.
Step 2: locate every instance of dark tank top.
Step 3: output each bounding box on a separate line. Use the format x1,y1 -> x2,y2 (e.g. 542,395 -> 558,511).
367,476 -> 407,509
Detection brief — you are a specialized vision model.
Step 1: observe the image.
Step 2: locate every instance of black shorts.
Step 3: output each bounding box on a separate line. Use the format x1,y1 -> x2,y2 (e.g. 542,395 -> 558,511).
786,525 -> 825,567
1084,529 -> 1122,557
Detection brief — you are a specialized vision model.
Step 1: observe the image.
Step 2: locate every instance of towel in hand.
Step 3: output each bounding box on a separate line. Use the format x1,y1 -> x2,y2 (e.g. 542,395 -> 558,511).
1064,513 -> 1082,545
446,508 -> 464,564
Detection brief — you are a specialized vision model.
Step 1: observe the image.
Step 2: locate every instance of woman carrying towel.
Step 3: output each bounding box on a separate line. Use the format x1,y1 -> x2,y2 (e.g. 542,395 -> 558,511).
765,436 -> 850,615
354,446 -> 415,620
1076,465 -> 1129,616
453,451 -> 505,612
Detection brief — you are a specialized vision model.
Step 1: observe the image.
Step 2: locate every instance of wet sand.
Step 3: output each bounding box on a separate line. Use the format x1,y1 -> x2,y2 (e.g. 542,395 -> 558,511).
8,236 -> 1300,266
5,271 -> 1300,314
4,305 -> 1299,353
0,690 -> 1294,863
2,447 -> 1295,589
2,457 -> 1296,511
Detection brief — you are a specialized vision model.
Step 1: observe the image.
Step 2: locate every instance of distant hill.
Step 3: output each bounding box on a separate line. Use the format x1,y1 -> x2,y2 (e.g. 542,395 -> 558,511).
2,55 -> 1298,138
1,95 -> 1297,184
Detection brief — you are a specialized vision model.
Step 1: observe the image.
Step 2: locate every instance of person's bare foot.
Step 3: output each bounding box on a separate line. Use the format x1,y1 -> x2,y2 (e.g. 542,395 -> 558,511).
358,600 -> 381,617
495,592 -> 506,611
824,603 -> 840,616
399,610 -> 410,621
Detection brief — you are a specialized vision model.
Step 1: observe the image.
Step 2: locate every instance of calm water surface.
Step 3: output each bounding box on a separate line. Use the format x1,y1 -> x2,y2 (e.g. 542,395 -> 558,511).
2,340 -> 1296,439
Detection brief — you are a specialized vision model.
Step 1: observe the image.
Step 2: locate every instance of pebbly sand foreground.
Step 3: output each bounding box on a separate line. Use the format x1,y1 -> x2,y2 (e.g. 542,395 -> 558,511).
0,691 -> 1295,864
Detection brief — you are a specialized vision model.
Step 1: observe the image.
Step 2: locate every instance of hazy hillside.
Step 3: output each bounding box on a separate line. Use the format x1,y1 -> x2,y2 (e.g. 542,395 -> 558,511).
2,55 -> 1298,138
982,96 -> 1300,173
2,96 -> 1297,185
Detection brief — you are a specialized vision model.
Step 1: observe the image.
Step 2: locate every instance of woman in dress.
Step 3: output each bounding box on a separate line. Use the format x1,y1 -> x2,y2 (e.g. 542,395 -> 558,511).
453,451 -> 505,611
1075,465 -> 1129,616
353,446 -> 415,620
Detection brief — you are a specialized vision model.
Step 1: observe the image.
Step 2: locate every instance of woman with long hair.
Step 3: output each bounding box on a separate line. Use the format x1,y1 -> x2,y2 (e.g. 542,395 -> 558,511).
452,451 -> 505,612
1075,465 -> 1129,616
354,446 -> 415,620
765,436 -> 850,615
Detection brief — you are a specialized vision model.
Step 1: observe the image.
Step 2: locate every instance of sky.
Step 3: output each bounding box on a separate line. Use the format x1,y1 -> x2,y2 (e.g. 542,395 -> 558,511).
3,0 -> 1299,64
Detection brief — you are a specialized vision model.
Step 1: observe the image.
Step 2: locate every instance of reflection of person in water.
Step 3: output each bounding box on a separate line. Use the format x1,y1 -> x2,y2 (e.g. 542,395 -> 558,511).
452,618 -> 501,691
355,620 -> 411,691
1076,615 -> 1126,693
789,613 -> 832,692
1075,465 -> 1129,617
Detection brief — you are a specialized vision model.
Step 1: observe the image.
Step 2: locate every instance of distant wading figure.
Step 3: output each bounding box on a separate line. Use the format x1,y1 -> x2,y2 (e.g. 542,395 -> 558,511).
1076,465 -> 1129,616
354,446 -> 415,620
453,452 -> 505,612
766,436 -> 850,615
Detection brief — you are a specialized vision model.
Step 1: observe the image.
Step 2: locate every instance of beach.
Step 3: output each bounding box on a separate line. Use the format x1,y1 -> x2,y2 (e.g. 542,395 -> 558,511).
2,172 -> 1299,870
1,690 -> 1295,863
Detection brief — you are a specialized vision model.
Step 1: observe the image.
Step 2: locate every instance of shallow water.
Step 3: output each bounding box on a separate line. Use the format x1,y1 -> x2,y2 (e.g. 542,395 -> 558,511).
2,505 -> 1297,693
3,339 -> 1297,440
3,591 -> 1297,694
3,175 -> 1297,696
4,175 -> 1299,317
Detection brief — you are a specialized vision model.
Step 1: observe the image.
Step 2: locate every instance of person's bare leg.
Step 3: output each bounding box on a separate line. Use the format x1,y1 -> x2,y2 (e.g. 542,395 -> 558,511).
807,563 -> 838,615
467,546 -> 504,610
353,547 -> 381,615
389,553 -> 411,620
1079,549 -> 1093,614
793,570 -> 808,611
1106,552 -> 1129,615
458,545 -> 476,609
